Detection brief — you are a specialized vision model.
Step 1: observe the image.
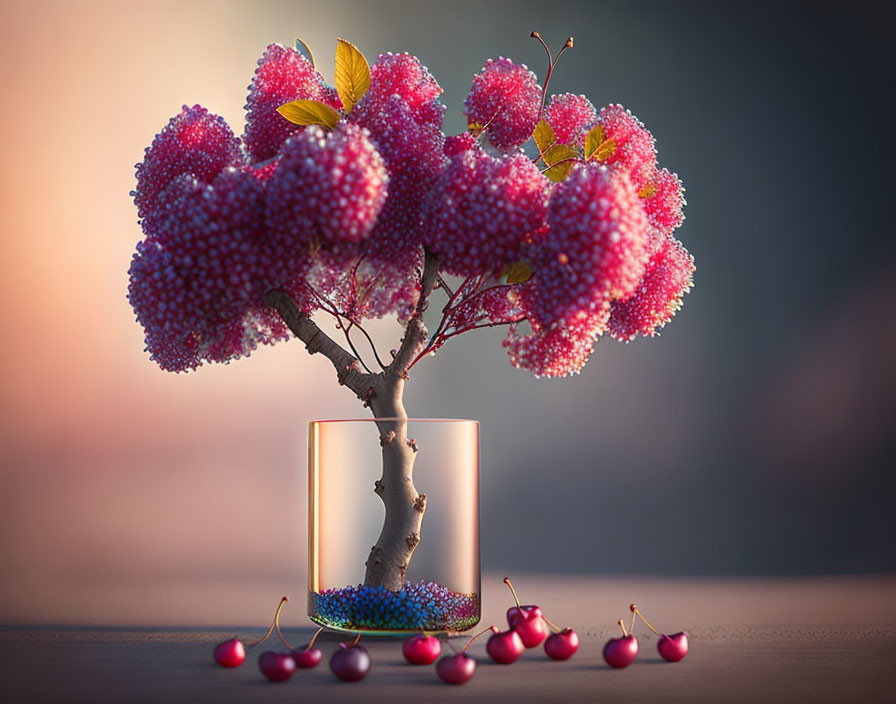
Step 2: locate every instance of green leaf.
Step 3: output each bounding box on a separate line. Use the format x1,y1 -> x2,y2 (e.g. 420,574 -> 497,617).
542,144 -> 579,182
334,38 -> 370,114
276,100 -> 340,129
533,119 -> 556,154
584,124 -> 604,160
505,260 -> 533,284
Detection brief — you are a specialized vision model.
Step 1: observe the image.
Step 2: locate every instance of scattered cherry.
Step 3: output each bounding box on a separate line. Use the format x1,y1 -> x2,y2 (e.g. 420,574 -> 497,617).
630,604 -> 689,662
403,629 -> 442,665
657,632 -> 689,662
330,633 -> 371,682
212,595 -> 289,668
503,577 -> 548,647
257,596 -> 299,682
436,625 -> 498,685
258,651 -> 297,682
603,619 -> 639,668
213,637 -> 245,668
541,614 -> 579,661
292,627 -> 325,668
486,627 -> 525,664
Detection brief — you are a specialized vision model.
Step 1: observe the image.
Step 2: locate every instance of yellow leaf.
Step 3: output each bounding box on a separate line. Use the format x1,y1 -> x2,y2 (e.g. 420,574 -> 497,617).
595,139 -> 617,162
533,119 -> 556,154
468,121 -> 485,136
295,37 -> 316,69
542,143 -> 579,182
334,38 -> 370,114
584,124 -> 605,160
276,100 -> 340,129
639,183 -> 658,199
506,260 -> 533,284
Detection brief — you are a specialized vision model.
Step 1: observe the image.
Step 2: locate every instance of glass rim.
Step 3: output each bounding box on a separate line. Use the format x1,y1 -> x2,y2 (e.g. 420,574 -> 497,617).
309,417 -> 478,425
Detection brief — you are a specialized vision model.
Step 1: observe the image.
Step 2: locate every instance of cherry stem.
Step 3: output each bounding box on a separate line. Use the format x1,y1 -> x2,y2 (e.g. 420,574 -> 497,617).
503,577 -> 523,610
617,619 -> 628,637
630,605 -> 660,636
305,626 -> 324,651
247,596 -> 289,649
350,632 -> 362,648
462,625 -> 499,653
542,615 -> 563,634
531,32 -> 574,118
274,597 -> 293,649
630,610 -> 637,637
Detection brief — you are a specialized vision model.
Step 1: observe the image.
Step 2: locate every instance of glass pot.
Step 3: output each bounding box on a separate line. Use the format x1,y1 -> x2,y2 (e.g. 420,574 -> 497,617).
308,418 -> 480,635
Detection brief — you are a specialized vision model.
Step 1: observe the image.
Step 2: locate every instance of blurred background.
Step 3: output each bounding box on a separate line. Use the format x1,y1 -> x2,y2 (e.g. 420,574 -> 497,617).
1,0 -> 894,625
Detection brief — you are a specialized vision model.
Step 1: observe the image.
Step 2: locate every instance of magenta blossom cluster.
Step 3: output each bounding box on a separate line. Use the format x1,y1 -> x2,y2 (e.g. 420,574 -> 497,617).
128,38 -> 693,376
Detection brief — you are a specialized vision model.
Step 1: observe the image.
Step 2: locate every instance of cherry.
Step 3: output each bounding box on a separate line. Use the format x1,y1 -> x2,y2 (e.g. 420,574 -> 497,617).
212,595 -> 289,668
257,596 -> 299,682
258,651 -> 297,682
503,577 -> 548,647
542,614 -> 579,661
630,604 -> 689,662
403,629 -> 442,665
603,619 -> 639,668
292,627 -> 325,668
330,633 -> 371,682
486,627 -> 524,664
213,638 -> 245,668
657,632 -> 689,662
436,625 -> 498,685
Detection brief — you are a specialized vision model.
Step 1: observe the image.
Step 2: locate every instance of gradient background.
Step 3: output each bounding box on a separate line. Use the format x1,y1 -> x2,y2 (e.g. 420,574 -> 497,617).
1,0 -> 894,625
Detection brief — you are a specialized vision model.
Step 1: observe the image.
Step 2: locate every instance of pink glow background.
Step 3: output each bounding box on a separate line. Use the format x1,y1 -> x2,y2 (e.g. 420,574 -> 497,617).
1,1 -> 893,625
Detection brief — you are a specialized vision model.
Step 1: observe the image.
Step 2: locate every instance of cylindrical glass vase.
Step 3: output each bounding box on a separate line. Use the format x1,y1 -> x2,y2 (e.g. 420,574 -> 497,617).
308,418 -> 480,635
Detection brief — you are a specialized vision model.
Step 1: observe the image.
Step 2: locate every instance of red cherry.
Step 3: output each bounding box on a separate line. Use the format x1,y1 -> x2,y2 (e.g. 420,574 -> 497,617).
486,628 -> 524,664
603,619 -> 639,668
329,635 -> 370,682
258,651 -> 297,682
212,596 -> 290,668
630,604 -> 689,663
544,628 -> 579,661
436,652 -> 476,684
435,625 -> 498,685
657,631 -> 689,662
503,577 -> 548,647
403,633 -> 442,665
213,637 -> 245,668
292,627 -> 325,668
293,647 -> 323,668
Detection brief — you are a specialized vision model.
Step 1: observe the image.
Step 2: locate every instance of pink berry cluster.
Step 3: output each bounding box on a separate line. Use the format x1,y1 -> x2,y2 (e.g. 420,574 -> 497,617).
128,35 -> 693,377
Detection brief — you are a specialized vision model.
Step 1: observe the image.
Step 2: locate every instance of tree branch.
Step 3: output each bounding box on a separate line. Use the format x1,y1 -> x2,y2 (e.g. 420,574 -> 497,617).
266,289 -> 378,402
388,249 -> 440,378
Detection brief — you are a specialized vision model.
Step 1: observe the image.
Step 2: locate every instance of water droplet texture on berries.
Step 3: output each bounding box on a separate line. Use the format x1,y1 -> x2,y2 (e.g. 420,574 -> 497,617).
545,93 -> 597,147
265,124 -> 388,259
134,105 -> 243,222
464,57 -> 541,153
422,146 -> 550,276
243,43 -> 342,162
608,235 -> 695,342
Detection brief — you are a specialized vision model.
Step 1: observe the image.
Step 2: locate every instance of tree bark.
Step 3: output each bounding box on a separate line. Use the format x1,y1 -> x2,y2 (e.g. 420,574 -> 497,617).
266,250 -> 441,592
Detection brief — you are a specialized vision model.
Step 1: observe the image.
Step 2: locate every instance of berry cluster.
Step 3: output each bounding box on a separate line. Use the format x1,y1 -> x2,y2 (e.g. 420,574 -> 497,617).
128,34 -> 694,378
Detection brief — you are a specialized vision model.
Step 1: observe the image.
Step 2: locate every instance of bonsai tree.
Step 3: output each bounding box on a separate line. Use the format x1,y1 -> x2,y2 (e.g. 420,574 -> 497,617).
128,35 -> 695,593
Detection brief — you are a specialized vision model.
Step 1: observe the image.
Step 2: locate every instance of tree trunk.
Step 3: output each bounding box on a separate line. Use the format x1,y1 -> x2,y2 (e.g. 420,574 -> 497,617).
363,373 -> 425,590
267,251 -> 439,593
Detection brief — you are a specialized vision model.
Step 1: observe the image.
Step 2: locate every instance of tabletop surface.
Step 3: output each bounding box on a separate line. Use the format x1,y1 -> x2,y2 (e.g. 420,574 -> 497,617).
2,574 -> 895,703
